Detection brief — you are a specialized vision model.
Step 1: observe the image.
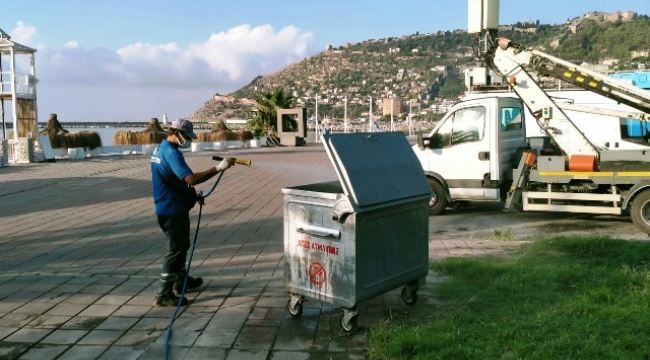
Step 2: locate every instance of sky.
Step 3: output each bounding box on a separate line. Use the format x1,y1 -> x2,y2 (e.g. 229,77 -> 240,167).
0,0 -> 648,122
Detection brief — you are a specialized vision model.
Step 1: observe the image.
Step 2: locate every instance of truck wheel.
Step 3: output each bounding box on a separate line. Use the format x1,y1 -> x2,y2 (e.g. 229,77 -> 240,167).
428,179 -> 448,215
630,190 -> 650,235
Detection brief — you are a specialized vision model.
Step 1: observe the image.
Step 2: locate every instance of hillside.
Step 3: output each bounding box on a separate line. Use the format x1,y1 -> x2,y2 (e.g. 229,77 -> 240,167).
188,94 -> 256,122
187,11 -> 650,123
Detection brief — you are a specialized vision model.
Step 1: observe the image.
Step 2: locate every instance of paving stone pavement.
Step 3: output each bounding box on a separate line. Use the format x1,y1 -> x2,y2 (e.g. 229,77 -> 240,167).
0,142 -> 512,360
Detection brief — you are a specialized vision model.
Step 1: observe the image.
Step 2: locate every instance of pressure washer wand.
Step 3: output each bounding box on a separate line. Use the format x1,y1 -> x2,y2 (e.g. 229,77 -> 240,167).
212,155 -> 252,167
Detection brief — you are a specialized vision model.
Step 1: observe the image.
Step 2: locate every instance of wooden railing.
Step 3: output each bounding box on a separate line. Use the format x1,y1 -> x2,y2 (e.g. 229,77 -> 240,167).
0,71 -> 37,97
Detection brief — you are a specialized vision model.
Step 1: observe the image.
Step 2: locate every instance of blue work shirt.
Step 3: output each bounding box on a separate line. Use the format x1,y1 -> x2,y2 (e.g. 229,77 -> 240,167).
151,140 -> 193,215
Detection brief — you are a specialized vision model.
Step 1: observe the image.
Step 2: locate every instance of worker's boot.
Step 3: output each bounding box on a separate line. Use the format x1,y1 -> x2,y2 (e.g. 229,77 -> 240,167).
154,273 -> 188,307
174,269 -> 203,294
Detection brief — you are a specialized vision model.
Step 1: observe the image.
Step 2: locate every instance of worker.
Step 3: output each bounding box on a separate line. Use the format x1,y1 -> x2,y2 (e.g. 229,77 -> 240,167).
150,118 -> 235,307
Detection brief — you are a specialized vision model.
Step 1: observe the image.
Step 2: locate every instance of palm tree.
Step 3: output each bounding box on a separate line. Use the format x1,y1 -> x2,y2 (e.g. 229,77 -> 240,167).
250,88 -> 296,136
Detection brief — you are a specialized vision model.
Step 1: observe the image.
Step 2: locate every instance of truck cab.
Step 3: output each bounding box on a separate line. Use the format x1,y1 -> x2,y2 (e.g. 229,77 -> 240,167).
412,96 -> 527,215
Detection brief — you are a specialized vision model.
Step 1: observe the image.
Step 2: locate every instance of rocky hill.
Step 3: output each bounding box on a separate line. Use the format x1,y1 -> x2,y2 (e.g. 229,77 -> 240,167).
187,11 -> 650,123
187,94 -> 255,122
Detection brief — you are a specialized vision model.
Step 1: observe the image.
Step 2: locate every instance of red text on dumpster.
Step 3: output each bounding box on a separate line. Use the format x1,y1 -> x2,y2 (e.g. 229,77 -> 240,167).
309,261 -> 326,285
297,240 -> 339,255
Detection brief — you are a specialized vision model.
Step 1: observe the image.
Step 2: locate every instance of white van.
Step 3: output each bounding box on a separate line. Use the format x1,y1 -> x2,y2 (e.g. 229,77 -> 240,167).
414,89 -> 650,215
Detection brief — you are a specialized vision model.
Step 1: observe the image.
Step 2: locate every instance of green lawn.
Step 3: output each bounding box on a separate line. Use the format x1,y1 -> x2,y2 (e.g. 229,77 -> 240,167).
368,236 -> 650,359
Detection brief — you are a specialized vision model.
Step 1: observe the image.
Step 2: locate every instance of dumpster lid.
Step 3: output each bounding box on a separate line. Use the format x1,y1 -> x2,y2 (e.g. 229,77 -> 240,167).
322,132 -> 431,207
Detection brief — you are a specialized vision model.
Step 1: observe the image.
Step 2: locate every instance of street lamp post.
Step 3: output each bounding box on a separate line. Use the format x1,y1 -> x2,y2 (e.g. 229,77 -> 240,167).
344,95 -> 348,133
368,96 -> 373,132
408,101 -> 413,136
314,94 -> 320,143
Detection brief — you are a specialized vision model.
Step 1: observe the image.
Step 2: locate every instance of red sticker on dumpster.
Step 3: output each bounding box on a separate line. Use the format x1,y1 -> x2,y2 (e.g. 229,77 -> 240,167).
308,261 -> 326,285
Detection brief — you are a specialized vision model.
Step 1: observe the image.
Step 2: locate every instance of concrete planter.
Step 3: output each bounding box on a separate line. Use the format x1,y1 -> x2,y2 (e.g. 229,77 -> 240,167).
191,142 -> 205,152
67,147 -> 86,160
0,140 -> 7,167
14,138 -> 35,163
142,144 -> 157,155
249,138 -> 263,148
226,140 -> 246,149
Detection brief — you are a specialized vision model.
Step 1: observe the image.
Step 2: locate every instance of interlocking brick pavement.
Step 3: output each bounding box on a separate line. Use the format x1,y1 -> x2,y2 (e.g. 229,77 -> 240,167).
0,141 -> 503,359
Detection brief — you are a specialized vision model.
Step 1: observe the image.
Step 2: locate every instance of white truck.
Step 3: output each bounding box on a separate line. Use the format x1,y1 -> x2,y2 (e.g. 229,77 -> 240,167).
413,36 -> 650,235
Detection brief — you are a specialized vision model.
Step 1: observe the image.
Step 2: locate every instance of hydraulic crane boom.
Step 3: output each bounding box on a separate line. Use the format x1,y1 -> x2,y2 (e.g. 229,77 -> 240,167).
486,37 -> 599,158
486,37 -> 650,160
525,46 -> 650,114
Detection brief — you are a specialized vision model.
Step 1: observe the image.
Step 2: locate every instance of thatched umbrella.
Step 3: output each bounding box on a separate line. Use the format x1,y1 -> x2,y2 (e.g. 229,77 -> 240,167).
39,113 -> 102,149
143,117 -> 165,132
113,117 -> 167,145
196,120 -> 253,142
41,113 -> 69,135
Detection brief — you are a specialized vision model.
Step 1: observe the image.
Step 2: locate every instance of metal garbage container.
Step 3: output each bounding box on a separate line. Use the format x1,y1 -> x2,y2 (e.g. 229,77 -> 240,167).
282,132 -> 432,332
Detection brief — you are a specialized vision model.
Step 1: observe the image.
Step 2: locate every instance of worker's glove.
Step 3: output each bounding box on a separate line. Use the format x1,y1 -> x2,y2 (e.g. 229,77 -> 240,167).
216,157 -> 236,171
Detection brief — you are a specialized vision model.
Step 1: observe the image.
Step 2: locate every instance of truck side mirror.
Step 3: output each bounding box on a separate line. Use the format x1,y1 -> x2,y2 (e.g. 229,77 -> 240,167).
430,133 -> 445,149
418,132 -> 444,150
417,132 -> 428,150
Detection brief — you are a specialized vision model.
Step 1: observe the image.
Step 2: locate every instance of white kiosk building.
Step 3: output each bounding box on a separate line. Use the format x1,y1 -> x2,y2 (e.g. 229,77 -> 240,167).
0,27 -> 38,164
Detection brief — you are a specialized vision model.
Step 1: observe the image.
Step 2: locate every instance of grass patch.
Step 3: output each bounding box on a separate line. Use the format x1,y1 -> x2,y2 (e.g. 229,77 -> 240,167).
368,236 -> 650,359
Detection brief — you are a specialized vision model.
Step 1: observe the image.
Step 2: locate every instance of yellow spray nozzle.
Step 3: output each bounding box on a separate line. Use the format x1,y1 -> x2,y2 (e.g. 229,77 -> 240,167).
212,156 -> 252,167
235,158 -> 252,167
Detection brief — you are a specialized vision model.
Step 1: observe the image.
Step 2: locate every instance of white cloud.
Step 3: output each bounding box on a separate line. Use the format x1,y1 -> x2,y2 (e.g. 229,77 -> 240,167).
38,23 -> 313,90
188,24 -> 312,80
28,23 -> 315,120
9,21 -> 37,45
63,41 -> 79,49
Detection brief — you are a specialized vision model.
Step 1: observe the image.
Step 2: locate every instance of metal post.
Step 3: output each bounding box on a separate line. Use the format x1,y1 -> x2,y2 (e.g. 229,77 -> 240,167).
30,53 -> 37,135
408,101 -> 413,136
368,96 -> 373,132
344,95 -> 348,133
10,46 -> 17,141
315,94 -> 319,143
0,56 -> 4,139
0,99 -> 4,140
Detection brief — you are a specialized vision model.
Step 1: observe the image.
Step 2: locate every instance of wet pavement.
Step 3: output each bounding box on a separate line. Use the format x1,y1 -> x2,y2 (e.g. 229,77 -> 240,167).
2,141 -> 501,360
4,136 -> 639,359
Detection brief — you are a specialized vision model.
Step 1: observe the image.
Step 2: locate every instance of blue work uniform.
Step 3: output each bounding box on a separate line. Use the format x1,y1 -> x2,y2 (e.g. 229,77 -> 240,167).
151,140 -> 193,215
150,139 -> 195,299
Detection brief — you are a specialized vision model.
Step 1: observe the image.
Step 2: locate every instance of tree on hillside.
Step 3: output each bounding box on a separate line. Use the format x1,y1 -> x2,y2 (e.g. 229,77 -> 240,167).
250,88 -> 295,136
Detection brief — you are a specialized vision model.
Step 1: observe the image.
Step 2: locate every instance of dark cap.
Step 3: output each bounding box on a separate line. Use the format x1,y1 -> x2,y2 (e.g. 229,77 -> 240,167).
169,118 -> 197,139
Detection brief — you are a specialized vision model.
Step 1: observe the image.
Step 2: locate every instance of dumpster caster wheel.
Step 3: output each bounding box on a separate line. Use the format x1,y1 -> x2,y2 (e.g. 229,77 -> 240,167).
288,298 -> 303,318
401,287 -> 418,305
340,314 -> 358,332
